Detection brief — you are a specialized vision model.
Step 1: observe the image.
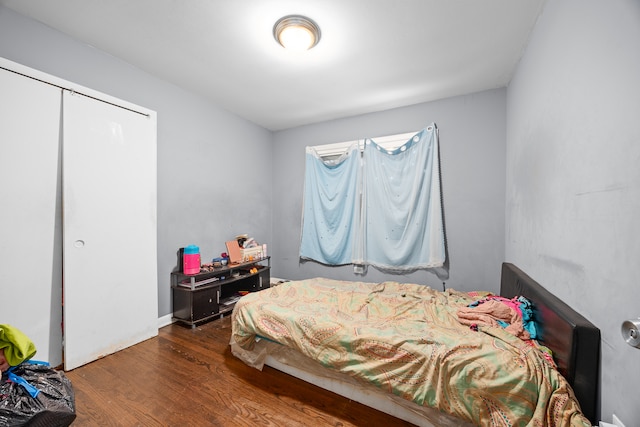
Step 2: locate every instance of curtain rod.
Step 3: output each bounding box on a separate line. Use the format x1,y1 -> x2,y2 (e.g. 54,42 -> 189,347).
1,65 -> 150,118
309,130 -> 423,158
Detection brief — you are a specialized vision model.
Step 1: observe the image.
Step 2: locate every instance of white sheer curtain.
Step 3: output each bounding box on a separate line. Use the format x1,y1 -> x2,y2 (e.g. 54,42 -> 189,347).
357,125 -> 446,276
299,143 -> 361,265
300,124 -> 447,278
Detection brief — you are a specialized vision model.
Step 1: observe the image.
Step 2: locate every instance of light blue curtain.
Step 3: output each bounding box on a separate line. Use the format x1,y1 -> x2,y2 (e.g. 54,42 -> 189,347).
299,124 -> 446,277
357,125 -> 446,273
299,143 -> 361,265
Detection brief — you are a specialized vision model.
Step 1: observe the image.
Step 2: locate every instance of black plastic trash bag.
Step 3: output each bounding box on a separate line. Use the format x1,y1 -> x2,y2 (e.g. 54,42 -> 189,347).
0,362 -> 76,427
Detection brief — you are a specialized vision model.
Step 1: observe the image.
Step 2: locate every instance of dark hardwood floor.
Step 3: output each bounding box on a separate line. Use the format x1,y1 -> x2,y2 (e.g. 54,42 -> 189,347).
65,316 -> 417,426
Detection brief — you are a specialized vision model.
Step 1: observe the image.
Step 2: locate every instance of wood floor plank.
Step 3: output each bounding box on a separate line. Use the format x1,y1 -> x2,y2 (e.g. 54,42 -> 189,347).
64,316 -> 417,426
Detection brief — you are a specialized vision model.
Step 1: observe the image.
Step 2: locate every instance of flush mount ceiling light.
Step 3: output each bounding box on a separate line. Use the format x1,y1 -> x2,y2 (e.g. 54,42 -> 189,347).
273,15 -> 321,52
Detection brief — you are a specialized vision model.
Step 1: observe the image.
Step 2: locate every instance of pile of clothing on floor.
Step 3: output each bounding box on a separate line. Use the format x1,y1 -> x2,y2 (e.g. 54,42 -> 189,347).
0,324 -> 76,427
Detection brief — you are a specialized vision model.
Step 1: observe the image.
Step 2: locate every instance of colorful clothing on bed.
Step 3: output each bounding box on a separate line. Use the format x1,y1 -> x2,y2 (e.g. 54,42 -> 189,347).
231,278 -> 590,427
457,295 -> 539,341
457,298 -> 530,339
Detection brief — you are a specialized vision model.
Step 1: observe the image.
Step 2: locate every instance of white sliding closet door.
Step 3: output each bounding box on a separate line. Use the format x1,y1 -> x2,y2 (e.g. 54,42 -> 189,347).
62,91 -> 158,370
0,67 -> 63,367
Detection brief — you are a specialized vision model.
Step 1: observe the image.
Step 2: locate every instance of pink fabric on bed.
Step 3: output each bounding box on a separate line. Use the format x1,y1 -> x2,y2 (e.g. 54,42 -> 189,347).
488,296 -> 523,316
457,299 -> 530,340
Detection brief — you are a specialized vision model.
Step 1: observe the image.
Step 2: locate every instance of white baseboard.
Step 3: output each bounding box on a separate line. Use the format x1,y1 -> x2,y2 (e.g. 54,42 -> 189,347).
157,313 -> 174,328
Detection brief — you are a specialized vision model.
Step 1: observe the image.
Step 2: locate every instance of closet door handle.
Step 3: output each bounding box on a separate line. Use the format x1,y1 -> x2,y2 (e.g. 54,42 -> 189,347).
73,240 -> 85,248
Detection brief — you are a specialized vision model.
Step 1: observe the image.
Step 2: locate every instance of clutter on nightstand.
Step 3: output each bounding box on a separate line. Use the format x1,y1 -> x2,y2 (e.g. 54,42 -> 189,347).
225,234 -> 268,263
171,250 -> 271,327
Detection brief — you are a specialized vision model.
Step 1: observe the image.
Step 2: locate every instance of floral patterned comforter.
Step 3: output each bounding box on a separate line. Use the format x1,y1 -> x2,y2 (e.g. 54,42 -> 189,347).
231,278 -> 590,426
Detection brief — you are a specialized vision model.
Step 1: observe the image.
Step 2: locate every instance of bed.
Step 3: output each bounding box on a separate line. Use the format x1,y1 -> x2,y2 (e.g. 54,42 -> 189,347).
230,263 -> 600,426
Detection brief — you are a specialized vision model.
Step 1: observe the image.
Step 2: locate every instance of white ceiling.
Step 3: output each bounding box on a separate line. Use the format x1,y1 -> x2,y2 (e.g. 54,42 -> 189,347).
1,0 -> 546,131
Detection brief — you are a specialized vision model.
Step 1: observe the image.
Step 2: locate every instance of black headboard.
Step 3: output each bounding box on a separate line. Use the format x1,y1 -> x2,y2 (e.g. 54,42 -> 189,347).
500,263 -> 600,424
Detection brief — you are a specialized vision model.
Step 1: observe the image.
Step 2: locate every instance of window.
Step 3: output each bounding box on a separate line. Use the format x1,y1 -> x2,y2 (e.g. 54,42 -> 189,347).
300,124 -> 448,279
308,131 -> 418,161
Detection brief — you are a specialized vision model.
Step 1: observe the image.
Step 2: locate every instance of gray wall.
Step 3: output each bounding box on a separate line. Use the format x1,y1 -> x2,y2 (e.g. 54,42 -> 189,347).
0,6 -> 273,319
506,0 -> 640,423
272,89 -> 507,292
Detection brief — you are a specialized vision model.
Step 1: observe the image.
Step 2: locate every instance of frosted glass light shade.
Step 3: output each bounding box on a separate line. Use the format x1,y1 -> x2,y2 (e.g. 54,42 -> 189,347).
274,15 -> 321,51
